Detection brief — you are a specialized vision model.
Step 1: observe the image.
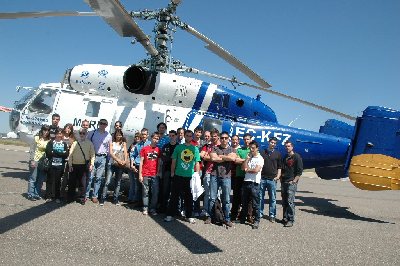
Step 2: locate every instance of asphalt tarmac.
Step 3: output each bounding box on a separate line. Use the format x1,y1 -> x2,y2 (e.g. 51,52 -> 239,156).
1,144 -> 399,265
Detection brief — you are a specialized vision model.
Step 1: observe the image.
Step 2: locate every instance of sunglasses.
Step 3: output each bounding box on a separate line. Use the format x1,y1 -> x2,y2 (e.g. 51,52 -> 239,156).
220,136 -> 229,140
99,122 -> 108,125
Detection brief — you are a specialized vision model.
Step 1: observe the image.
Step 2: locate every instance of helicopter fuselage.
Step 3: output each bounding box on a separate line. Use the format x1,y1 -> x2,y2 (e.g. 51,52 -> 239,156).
9,64 -> 351,172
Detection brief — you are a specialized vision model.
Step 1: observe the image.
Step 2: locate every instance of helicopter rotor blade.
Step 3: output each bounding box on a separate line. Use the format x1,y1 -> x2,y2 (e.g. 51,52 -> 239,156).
182,66 -> 356,121
0,11 -> 96,19
84,0 -> 158,56
181,24 -> 356,120
184,24 -> 271,89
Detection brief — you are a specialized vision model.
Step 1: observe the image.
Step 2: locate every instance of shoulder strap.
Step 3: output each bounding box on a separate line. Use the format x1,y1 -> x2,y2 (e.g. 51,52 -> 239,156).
77,141 -> 87,162
90,129 -> 96,142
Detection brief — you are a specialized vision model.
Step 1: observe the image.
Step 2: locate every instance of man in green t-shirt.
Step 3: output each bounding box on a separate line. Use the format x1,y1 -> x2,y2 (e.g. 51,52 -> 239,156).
164,130 -> 200,224
232,133 -> 253,221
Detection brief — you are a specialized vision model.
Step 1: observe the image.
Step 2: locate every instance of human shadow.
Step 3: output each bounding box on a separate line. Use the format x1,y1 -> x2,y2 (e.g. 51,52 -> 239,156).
125,205 -> 222,254
0,202 -> 63,234
151,215 -> 222,254
296,194 -> 389,224
0,171 -> 29,180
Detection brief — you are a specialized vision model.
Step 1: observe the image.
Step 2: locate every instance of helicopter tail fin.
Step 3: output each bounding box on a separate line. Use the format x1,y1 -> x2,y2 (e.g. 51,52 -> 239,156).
347,106 -> 400,190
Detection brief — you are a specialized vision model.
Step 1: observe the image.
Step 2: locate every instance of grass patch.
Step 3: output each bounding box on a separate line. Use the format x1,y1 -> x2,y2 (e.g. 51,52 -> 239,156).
0,138 -> 30,147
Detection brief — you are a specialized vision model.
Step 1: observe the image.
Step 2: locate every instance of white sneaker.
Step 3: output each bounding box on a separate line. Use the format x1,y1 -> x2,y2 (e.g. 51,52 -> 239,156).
142,210 -> 148,215
164,216 -> 173,222
180,210 -> 186,217
188,218 -> 196,224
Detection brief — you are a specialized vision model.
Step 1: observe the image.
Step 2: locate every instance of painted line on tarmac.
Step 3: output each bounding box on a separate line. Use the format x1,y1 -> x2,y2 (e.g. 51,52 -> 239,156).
0,147 -> 29,153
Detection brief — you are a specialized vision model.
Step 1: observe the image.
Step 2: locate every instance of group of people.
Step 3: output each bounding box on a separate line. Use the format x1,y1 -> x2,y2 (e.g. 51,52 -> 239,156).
27,113 -> 303,229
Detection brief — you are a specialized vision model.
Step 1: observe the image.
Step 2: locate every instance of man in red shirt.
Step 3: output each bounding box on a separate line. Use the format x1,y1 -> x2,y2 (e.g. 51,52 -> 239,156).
139,132 -> 161,215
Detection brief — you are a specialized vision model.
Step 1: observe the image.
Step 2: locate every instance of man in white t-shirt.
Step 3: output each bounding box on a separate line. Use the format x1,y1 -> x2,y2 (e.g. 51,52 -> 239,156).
240,140 -> 264,229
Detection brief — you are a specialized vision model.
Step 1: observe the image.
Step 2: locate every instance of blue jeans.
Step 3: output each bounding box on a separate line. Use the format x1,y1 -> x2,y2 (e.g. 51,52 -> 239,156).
85,155 -> 107,199
210,175 -> 231,222
203,173 -> 211,215
101,165 -> 123,202
142,176 -> 159,211
281,182 -> 297,222
259,178 -> 277,218
27,161 -> 46,198
128,169 -> 141,202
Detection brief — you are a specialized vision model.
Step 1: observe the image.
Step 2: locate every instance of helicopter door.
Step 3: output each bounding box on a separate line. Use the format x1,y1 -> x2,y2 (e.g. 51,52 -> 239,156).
90,98 -> 115,129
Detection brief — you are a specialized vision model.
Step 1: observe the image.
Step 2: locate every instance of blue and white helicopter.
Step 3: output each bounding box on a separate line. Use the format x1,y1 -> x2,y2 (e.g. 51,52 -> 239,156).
2,0 -> 399,190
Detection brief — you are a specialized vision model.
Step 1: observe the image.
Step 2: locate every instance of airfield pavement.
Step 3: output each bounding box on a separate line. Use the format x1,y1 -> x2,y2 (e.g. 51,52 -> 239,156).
0,144 -> 400,265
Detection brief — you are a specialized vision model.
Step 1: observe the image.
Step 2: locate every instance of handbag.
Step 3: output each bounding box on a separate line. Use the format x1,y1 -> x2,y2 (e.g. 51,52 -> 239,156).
77,141 -> 90,171
38,155 -> 50,172
112,144 -> 125,167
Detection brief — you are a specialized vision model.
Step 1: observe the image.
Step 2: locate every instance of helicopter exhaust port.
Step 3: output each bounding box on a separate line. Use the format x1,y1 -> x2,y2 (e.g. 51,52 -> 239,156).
123,66 -> 157,95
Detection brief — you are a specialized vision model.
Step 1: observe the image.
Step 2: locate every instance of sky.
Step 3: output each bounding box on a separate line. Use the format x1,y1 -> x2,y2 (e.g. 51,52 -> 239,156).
0,0 -> 399,134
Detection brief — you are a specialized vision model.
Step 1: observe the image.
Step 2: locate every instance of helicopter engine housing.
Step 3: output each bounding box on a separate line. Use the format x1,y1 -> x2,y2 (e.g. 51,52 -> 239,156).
68,64 -> 156,97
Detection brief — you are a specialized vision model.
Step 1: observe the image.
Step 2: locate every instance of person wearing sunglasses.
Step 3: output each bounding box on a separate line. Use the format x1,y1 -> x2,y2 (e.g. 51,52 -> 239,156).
67,128 -> 95,203
85,119 -> 112,204
209,131 -> 237,227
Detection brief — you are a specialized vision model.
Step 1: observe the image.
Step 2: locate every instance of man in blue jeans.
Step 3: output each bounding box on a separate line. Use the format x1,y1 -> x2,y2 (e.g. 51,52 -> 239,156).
281,140 -> 303,227
209,131 -> 237,227
259,137 -> 282,223
85,119 -> 112,204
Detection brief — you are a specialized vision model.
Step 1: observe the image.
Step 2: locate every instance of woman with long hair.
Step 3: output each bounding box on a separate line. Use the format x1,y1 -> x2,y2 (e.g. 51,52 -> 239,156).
27,124 -> 50,200
99,129 -> 128,206
62,123 -> 76,148
60,123 -> 75,200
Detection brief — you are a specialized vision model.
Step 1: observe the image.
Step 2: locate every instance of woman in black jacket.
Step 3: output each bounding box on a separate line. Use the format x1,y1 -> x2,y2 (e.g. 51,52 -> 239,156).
45,128 -> 69,203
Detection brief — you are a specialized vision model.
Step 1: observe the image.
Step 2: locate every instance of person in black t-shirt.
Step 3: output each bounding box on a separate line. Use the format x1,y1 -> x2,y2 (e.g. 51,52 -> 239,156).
281,140 -> 303,227
160,130 -> 178,212
49,113 -> 60,140
259,137 -> 282,222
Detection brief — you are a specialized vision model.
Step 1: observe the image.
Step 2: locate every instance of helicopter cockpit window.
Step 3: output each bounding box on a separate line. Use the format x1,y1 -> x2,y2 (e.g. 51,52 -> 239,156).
212,93 -> 222,105
14,90 -> 36,111
222,94 -> 230,108
86,101 -> 100,117
28,89 -> 56,114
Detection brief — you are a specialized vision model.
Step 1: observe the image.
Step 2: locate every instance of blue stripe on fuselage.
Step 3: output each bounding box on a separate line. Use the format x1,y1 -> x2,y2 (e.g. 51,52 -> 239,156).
183,82 -> 210,129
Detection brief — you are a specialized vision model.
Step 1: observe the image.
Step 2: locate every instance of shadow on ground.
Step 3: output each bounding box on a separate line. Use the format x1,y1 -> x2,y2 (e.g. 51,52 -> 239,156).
0,202 -> 63,234
126,205 -> 222,254
0,171 -> 29,180
296,193 -> 389,224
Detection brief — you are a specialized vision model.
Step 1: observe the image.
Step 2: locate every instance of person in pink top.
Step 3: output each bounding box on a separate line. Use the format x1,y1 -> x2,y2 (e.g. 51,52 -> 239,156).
139,132 -> 161,215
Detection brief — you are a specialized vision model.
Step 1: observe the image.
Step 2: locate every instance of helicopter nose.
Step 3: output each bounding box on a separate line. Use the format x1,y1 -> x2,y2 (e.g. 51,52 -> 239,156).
9,110 -> 20,132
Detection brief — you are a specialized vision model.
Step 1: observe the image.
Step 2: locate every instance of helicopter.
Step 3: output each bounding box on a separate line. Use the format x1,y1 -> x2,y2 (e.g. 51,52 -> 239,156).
1,0 -> 399,191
